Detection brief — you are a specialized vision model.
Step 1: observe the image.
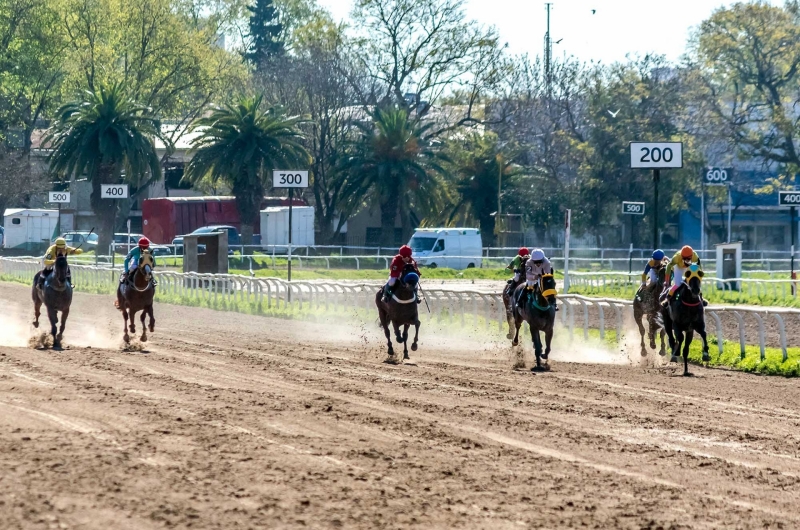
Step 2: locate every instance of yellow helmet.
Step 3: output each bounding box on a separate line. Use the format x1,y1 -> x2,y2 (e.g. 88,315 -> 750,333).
55,237 -> 66,247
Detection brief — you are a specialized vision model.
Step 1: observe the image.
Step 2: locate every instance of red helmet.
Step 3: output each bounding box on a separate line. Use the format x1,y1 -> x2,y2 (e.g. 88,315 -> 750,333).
519,247 -> 530,257
138,237 -> 150,248
399,245 -> 412,258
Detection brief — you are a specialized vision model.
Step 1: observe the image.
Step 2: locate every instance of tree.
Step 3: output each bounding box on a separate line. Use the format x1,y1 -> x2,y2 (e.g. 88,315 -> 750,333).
184,95 -> 310,244
691,1 -> 800,171
244,0 -> 285,69
443,133 -> 522,245
340,105 -> 449,246
45,82 -> 165,252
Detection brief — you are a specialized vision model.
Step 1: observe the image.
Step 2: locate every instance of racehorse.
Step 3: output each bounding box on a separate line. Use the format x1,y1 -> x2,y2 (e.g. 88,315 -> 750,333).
115,249 -> 156,343
31,255 -> 73,348
502,276 -> 527,339
510,274 -> 557,371
661,264 -> 710,376
633,260 -> 668,356
375,272 -> 420,362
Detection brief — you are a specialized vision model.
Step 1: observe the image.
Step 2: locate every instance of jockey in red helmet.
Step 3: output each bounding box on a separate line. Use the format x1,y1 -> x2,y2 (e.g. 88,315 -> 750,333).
504,247 -> 530,296
382,245 -> 421,303
122,236 -> 156,283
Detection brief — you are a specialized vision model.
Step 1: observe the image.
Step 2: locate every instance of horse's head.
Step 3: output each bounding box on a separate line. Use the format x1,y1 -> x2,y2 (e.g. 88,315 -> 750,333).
139,249 -> 154,279
54,255 -> 69,283
684,264 -> 704,296
656,259 -> 668,285
540,274 -> 558,305
402,272 -> 420,289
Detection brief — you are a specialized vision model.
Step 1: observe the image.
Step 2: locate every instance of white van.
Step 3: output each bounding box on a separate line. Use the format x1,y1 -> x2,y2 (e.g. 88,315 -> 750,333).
408,228 -> 482,269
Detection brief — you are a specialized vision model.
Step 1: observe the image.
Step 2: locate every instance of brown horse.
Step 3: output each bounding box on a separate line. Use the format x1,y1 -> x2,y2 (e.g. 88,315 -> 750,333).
115,249 -> 155,343
375,273 -> 420,362
31,255 -> 73,348
510,274 -> 557,371
633,260 -> 668,356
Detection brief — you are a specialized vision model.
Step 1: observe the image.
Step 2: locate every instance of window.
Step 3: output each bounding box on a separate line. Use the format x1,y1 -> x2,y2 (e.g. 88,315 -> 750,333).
432,239 -> 445,252
409,236 -> 436,252
11,218 -> 20,225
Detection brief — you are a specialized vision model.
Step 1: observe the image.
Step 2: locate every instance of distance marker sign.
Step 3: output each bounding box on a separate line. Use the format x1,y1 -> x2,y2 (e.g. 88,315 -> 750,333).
48,191 -> 71,204
621,201 -> 645,215
703,167 -> 733,186
779,191 -> 800,206
101,184 -> 129,199
272,170 -> 309,188
630,142 -> 683,169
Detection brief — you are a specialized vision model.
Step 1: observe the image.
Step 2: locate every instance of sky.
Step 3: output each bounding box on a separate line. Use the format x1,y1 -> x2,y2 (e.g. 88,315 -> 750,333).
315,0 -> 780,65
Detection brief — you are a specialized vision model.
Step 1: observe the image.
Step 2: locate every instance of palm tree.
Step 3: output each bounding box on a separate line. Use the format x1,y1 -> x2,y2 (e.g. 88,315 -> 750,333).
45,83 -> 165,252
445,134 -> 522,246
184,96 -> 310,244
340,106 -> 449,247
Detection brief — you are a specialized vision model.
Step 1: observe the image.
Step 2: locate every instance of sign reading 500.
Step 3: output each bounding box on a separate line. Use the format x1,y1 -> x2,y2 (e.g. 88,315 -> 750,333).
272,170 -> 309,189
101,184 -> 129,199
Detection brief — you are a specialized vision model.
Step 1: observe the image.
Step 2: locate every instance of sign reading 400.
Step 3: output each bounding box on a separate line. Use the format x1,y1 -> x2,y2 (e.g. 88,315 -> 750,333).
779,191 -> 800,206
101,184 -> 129,199
272,170 -> 309,189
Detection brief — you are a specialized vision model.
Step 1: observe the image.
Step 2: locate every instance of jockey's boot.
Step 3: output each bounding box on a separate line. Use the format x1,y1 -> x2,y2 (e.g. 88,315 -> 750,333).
381,284 -> 393,303
553,303 -> 559,312
660,295 -> 670,308
515,288 -> 526,309
700,293 -> 708,307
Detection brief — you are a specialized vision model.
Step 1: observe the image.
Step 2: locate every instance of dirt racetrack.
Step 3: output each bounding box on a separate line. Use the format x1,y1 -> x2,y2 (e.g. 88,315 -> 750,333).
2,282 -> 800,529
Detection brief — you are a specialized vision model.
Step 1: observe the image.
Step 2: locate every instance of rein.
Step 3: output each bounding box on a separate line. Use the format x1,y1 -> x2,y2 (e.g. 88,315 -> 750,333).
391,293 -> 417,304
681,299 -> 701,307
128,268 -> 153,293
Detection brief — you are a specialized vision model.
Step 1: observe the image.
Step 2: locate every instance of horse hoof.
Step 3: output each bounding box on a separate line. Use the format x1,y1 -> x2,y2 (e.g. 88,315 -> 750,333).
531,365 -> 550,373
403,354 -> 410,361
506,333 -> 514,340
649,341 -> 657,350
641,348 -> 648,357
512,339 -> 519,346
149,326 -> 155,333
32,321 -> 39,329
670,355 -> 679,363
411,343 -> 418,351
702,352 -> 710,362
140,334 -> 148,343
659,349 -> 666,357
683,371 -> 694,377
123,334 -> 130,344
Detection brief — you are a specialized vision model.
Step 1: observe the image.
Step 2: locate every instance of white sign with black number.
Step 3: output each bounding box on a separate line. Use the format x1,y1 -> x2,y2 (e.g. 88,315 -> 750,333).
621,201 -> 646,215
101,184 -> 129,199
779,191 -> 800,206
48,191 -> 71,204
272,170 -> 309,188
630,142 -> 683,169
703,167 -> 733,186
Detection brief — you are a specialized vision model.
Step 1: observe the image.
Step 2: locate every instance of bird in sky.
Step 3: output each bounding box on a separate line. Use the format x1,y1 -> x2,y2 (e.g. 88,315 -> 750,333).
591,9 -> 596,14
608,109 -> 620,118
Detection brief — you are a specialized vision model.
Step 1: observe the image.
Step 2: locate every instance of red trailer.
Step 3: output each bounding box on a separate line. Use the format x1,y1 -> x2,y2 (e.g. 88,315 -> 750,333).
142,196 -> 306,244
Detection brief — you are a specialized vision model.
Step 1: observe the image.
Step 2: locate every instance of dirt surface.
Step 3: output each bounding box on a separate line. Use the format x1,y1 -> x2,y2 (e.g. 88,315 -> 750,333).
2,282 -> 800,529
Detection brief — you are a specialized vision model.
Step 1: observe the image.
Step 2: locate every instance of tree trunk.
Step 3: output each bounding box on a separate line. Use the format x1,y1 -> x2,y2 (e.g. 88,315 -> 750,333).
240,223 -> 255,246
232,174 -> 263,245
379,189 -> 400,248
479,216 -> 495,247
91,164 -> 120,255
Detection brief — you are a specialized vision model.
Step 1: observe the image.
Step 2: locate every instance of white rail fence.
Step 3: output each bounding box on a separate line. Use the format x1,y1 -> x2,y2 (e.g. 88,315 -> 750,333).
1,258 -> 796,363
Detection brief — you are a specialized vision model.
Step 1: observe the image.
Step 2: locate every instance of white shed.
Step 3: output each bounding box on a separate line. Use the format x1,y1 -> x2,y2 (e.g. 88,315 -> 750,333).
260,206 -> 315,250
3,209 -> 59,250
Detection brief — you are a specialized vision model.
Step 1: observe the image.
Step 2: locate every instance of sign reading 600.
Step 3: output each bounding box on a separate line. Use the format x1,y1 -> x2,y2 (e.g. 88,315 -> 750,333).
703,167 -> 733,186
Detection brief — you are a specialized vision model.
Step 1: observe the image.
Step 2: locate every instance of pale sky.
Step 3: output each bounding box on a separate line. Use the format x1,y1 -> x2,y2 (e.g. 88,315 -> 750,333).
316,0 -> 780,64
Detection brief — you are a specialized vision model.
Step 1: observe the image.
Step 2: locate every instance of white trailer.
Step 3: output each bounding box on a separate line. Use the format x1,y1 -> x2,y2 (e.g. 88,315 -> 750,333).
3,209 -> 59,250
260,206 -> 315,250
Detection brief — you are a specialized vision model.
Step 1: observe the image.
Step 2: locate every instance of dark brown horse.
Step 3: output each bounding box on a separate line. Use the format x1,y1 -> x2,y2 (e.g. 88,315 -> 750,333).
633,261 -> 668,356
115,249 -> 155,343
375,273 -> 420,362
661,264 -> 710,376
510,274 -> 557,371
31,255 -> 73,348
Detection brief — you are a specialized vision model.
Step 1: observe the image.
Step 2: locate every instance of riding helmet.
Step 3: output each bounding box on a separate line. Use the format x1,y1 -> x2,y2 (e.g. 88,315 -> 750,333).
652,249 -> 665,261
680,245 -> 694,259
138,237 -> 150,248
55,237 -> 66,247
530,248 -> 545,261
399,245 -> 412,258
519,247 -> 530,256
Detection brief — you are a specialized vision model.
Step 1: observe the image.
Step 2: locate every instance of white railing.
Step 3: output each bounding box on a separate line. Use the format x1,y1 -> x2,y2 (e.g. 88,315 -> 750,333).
1,257 -> 795,363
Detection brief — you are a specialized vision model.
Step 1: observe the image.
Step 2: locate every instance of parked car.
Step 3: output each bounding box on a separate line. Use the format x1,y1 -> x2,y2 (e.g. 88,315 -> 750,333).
172,225 -> 239,255
60,231 -> 98,251
113,233 -> 172,256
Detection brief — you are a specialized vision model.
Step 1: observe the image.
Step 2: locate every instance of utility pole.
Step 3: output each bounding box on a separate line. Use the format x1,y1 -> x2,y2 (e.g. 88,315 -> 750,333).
544,3 -> 553,99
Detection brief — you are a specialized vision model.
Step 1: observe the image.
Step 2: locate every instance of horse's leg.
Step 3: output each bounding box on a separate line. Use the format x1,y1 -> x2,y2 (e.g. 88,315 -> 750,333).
57,307 -> 69,343
147,305 -> 155,333
33,298 -> 41,328
379,310 -> 393,357
504,294 -> 516,340
683,329 -> 694,376
393,322 -> 402,344
695,320 -> 710,362
531,327 -> 543,369
129,309 -> 137,334
633,305 -> 646,354
410,319 -> 420,352
47,306 -> 59,348
512,311 -> 522,346
139,309 -> 148,342
543,324 -> 553,361
402,324 -> 410,360
122,306 -> 131,343
671,327 -> 684,364
646,310 -> 658,350
664,310 -> 676,358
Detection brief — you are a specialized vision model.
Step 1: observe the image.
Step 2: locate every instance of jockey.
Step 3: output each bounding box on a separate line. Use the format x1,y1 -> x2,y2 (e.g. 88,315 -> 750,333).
38,237 -> 83,287
122,237 -> 157,283
636,249 -> 666,300
517,248 -> 557,311
382,244 -> 421,303
662,245 -> 706,307
506,247 -> 530,285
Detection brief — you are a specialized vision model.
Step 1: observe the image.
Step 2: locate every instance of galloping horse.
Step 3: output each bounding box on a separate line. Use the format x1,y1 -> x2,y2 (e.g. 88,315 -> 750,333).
633,260 -> 668,356
375,272 -> 420,362
31,255 -> 73,348
115,249 -> 156,343
510,274 -> 557,371
661,264 -> 710,376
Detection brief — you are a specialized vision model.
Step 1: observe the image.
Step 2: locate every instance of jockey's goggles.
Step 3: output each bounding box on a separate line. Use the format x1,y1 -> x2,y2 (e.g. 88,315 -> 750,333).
533,260 -> 543,265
